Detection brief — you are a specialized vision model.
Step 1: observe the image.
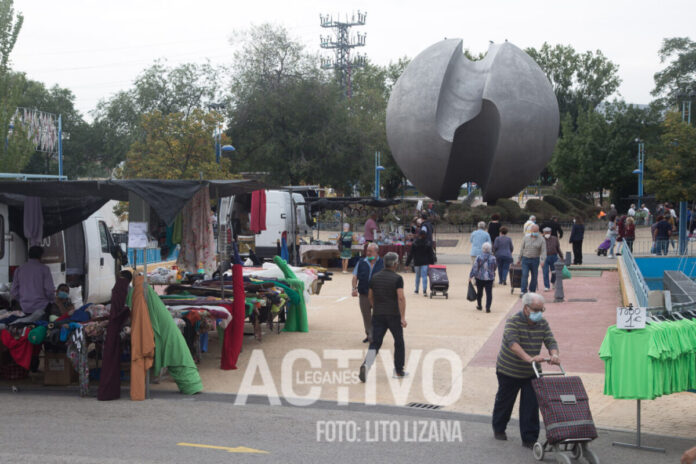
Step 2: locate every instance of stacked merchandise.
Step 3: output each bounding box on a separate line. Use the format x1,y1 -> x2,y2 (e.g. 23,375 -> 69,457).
599,319 -> 696,399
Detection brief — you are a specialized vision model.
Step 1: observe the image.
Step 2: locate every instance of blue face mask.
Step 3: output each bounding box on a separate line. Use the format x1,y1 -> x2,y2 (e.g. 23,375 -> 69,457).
531,232 -> 539,237
57,291 -> 69,299
529,311 -> 543,322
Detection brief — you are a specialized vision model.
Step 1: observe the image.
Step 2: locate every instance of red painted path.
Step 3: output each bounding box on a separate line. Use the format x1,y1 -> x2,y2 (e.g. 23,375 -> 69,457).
468,272 -> 620,374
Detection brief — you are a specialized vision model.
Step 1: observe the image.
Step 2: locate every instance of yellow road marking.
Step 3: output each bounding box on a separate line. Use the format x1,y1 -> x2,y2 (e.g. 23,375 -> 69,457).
177,442 -> 269,454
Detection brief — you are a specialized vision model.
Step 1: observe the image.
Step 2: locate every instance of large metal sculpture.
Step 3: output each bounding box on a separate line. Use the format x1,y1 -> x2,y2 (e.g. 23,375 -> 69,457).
386,40 -> 559,202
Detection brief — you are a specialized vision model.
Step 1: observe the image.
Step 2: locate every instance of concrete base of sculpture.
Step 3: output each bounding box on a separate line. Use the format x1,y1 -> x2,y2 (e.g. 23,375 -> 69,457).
386,40 -> 559,202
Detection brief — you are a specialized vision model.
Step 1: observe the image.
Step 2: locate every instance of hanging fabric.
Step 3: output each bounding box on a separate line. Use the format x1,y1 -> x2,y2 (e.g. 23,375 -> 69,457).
97,276 -> 131,401
249,190 -> 267,233
221,245 -> 245,370
171,213 -> 183,245
130,275 -> 155,401
177,186 -> 215,273
23,197 -> 43,246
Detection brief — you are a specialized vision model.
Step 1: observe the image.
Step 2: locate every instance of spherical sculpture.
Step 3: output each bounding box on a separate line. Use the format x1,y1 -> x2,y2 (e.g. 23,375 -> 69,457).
386,39 -> 559,202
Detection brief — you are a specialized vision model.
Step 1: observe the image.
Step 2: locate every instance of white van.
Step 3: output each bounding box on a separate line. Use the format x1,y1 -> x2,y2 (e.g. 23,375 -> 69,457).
0,204 -> 118,304
219,190 -> 311,261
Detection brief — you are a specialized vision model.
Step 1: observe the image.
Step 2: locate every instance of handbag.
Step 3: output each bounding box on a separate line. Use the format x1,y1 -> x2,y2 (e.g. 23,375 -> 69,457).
467,281 -> 478,301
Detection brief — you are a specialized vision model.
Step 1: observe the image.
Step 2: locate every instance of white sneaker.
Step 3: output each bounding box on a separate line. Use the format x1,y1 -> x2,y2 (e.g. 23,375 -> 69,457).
544,287 -> 550,292
393,370 -> 409,379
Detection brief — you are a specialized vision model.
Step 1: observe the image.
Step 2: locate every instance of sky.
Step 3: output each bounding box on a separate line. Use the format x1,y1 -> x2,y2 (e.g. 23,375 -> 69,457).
9,0 -> 696,120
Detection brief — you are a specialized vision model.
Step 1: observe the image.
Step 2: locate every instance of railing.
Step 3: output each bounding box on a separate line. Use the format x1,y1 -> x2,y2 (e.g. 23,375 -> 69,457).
127,247 -> 179,266
629,239 -> 696,257
620,245 -> 650,307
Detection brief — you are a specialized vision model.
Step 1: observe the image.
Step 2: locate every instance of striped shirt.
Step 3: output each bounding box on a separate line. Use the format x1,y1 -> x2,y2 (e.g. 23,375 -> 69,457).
496,311 -> 558,378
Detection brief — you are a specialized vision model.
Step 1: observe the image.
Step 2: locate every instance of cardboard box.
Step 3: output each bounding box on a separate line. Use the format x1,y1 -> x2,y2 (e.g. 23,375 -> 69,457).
44,353 -> 77,386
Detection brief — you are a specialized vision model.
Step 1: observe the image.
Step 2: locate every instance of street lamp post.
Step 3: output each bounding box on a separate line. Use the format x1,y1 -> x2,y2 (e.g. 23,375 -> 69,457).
374,151 -> 385,199
632,138 -> 644,204
677,88 -> 695,254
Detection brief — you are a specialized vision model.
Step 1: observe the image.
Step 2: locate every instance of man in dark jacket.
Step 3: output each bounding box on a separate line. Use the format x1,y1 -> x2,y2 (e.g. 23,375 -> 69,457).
352,243 -> 384,343
406,231 -> 435,296
568,217 -> 585,265
540,216 -> 563,239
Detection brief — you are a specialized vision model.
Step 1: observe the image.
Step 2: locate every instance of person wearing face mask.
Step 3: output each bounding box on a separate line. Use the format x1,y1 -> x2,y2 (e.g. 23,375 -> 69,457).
492,292 -> 560,448
352,243 -> 384,343
54,283 -> 75,316
541,227 -> 563,292
516,224 -> 546,297
568,216 -> 585,265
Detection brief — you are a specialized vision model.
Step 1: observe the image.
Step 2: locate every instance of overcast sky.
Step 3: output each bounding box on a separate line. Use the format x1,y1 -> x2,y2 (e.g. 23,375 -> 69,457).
10,0 -> 696,119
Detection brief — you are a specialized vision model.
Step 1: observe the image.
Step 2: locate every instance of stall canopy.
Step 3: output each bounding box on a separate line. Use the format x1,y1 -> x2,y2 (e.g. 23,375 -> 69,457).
0,179 -> 265,237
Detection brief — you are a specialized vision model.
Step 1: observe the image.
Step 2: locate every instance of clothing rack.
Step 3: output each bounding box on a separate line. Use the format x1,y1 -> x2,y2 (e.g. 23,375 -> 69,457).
611,400 -> 665,453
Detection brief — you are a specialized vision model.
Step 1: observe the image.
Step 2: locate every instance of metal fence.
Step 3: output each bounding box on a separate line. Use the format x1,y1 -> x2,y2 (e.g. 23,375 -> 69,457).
620,245 -> 650,308
627,239 -> 696,257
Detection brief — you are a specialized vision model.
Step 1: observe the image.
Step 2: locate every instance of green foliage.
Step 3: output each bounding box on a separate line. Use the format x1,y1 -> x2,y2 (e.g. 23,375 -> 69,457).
652,37 -> 696,109
495,198 -> 525,221
543,194 -> 573,213
123,109 -> 235,180
567,198 -> 592,210
524,199 -> 560,221
525,43 -> 621,123
93,61 -> 223,170
0,0 -> 23,168
644,111 -> 696,202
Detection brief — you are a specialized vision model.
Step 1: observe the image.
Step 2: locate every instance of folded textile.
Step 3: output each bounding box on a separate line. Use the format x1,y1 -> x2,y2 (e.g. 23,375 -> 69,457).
10,309 -> 45,325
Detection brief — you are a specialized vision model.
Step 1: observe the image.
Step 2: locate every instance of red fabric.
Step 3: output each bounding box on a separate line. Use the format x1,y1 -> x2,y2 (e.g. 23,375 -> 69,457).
249,190 -> 267,233
1,329 -> 32,370
221,264 -> 245,370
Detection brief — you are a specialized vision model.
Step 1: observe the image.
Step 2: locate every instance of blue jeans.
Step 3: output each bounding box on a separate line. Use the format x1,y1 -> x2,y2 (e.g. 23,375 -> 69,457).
521,257 -> 540,294
496,256 -> 513,284
542,255 -> 558,289
414,265 -> 428,292
656,239 -> 669,256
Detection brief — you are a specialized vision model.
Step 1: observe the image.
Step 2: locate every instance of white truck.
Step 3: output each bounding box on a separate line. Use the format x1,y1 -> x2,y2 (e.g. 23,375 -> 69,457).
0,204 -> 119,304
218,190 -> 311,262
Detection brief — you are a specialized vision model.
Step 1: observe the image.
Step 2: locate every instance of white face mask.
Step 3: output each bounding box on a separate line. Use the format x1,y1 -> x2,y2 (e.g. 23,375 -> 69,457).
544,234 -> 551,239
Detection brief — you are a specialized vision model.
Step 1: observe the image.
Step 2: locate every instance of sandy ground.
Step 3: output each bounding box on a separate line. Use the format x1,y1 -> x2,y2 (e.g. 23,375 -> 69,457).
148,225 -> 696,439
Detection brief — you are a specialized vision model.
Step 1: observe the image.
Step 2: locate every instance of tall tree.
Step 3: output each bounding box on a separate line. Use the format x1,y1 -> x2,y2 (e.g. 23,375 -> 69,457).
123,109 -> 234,180
92,61 -> 223,170
0,0 -> 23,165
526,43 -> 621,122
652,37 -> 696,109
644,111 -> 696,202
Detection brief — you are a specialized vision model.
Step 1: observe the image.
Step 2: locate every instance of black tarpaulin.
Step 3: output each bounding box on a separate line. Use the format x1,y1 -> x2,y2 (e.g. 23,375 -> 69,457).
0,179 -> 265,237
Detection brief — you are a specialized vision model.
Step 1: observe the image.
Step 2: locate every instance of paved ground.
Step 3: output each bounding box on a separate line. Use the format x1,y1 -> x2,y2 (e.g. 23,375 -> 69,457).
0,390 -> 691,464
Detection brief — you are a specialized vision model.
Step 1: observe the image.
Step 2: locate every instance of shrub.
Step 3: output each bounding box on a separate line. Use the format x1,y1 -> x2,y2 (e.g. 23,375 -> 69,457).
567,198 -> 592,211
495,198 -> 524,220
444,202 -> 471,224
524,199 -> 560,221
543,195 -> 574,213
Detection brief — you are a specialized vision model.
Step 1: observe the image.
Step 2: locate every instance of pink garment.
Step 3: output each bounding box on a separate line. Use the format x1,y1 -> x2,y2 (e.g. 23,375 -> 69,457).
249,190 -> 267,233
23,197 -> 43,247
364,218 -> 377,241
177,186 -> 216,274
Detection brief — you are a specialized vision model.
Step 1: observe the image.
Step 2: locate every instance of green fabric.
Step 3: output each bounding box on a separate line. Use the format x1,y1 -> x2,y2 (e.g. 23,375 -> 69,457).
599,320 -> 696,400
562,265 -> 572,279
128,285 -> 203,395
29,325 -> 47,345
340,231 -> 353,259
273,256 -> 308,332
171,213 -> 183,245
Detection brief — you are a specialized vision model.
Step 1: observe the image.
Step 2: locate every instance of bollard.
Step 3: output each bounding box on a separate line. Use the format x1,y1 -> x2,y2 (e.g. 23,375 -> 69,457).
554,261 -> 565,302
565,251 -> 572,267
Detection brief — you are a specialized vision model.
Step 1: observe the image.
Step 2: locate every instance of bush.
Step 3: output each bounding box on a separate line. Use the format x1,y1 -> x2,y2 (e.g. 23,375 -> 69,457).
567,198 -> 592,211
543,195 -> 574,213
495,198 -> 525,221
524,199 -> 560,221
471,205 -> 506,223
444,202 -> 471,225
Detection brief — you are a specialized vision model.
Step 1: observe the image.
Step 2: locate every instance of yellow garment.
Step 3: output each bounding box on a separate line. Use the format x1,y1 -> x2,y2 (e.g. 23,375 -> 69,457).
130,275 -> 155,401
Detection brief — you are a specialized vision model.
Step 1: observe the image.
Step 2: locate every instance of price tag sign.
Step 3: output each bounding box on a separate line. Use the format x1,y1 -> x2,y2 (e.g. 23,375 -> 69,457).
127,222 -> 148,249
616,306 -> 646,330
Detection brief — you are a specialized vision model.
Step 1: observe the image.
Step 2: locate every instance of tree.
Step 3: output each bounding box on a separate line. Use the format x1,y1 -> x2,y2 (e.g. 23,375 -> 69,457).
123,109 -> 234,180
644,111 -> 696,202
92,61 -> 223,170
526,43 -> 621,122
0,0 -> 23,165
652,37 -> 696,109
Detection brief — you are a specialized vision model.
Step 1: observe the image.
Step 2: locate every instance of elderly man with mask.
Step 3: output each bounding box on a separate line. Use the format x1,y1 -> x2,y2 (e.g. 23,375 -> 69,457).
492,292 -> 560,448
352,243 -> 384,343
517,224 -> 546,297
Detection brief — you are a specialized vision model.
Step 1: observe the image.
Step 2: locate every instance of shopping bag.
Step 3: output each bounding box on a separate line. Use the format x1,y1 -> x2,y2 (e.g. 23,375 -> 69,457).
467,281 -> 477,301
562,265 -> 571,279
